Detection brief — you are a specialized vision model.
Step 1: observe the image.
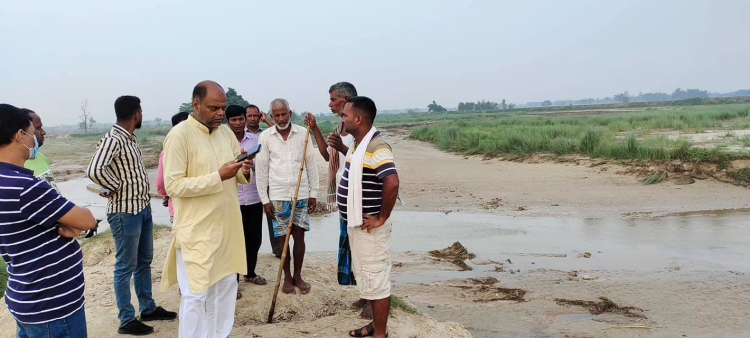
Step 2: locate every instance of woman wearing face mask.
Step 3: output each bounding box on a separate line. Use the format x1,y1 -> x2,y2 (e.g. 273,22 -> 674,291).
0,104 -> 98,337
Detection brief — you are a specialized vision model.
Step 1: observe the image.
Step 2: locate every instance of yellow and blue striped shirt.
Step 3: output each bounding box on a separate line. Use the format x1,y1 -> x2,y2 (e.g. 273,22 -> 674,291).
337,132 -> 397,221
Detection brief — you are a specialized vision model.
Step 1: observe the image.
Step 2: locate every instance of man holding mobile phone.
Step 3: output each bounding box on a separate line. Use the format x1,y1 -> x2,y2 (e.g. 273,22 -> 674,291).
160,82 -> 252,337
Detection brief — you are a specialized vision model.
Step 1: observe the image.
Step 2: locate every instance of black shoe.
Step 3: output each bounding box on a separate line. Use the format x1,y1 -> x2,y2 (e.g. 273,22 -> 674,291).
140,306 -> 177,321
117,319 -> 153,336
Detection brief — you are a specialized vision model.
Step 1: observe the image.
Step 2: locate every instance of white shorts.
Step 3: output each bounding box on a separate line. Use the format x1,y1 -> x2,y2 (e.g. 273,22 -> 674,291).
347,219 -> 392,300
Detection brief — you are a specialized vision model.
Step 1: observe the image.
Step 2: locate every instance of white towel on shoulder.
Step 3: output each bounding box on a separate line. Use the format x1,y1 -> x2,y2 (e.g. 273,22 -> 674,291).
346,126 -> 377,228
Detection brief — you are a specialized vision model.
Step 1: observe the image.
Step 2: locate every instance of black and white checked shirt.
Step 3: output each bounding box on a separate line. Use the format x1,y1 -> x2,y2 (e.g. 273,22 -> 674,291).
86,124 -> 151,214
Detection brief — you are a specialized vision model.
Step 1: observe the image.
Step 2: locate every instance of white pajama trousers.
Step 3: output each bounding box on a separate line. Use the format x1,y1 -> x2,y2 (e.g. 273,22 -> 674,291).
176,249 -> 238,338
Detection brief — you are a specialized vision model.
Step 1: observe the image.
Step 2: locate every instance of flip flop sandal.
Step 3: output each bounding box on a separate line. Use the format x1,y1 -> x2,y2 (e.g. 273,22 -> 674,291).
348,323 -> 387,337
349,323 -> 374,337
247,276 -> 267,285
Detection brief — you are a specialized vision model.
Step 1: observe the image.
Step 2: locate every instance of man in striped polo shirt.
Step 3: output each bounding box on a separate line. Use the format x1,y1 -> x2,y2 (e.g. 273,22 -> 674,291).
336,97 -> 399,338
0,104 -> 97,337
87,96 -> 175,335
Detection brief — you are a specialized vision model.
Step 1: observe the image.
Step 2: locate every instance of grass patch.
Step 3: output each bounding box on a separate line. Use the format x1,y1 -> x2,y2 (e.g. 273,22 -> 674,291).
728,168 -> 750,185
69,132 -> 106,141
0,259 -> 7,298
68,126 -> 170,143
643,171 -> 667,185
135,128 -> 170,138
410,104 -> 750,162
81,228 -> 112,246
390,295 -> 419,316
153,224 -> 171,231
82,224 -> 170,247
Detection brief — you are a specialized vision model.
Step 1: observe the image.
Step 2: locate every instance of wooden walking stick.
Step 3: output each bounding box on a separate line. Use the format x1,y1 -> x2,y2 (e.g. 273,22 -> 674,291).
267,124 -> 312,323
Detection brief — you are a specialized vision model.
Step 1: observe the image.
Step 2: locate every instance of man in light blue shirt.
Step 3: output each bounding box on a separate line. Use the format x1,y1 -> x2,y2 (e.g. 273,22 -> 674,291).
227,105 -> 267,285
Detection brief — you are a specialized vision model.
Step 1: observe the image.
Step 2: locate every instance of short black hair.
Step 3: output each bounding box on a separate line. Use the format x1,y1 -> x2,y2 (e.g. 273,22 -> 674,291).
245,104 -> 260,112
0,104 -> 32,146
192,81 -> 224,101
114,95 -> 141,121
20,108 -> 35,115
171,112 -> 190,126
346,96 -> 377,123
225,105 -> 246,120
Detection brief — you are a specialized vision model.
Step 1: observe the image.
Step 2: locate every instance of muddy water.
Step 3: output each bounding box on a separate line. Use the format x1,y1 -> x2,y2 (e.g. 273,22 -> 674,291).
57,178 -> 172,229
310,211 -> 750,278
62,175 -> 750,277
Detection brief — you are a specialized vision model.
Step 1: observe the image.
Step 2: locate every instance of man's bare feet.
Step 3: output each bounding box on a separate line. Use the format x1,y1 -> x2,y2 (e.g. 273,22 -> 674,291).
293,277 -> 311,294
351,298 -> 367,309
282,278 -> 296,294
359,301 -> 373,319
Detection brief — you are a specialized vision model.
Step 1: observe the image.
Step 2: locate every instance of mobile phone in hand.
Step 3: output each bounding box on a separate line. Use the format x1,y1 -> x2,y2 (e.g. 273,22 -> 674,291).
246,144 -> 261,156
236,152 -> 250,162
236,144 -> 262,162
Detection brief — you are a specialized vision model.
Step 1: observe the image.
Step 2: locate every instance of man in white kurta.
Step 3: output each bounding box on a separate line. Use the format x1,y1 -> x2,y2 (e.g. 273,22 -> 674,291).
161,81 -> 251,338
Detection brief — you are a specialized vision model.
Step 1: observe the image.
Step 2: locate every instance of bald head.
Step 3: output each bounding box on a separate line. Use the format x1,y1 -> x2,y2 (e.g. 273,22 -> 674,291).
191,80 -> 227,132
192,80 -> 224,102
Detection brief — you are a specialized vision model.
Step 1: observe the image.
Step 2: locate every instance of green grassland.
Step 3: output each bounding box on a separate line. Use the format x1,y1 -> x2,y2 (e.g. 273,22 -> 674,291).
410,104 -> 750,163
0,260 -> 7,298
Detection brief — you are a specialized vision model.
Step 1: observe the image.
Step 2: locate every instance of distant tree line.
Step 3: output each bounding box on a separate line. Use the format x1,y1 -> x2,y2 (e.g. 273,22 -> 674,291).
177,87 -> 250,113
526,88 -> 749,108
457,99 -> 515,111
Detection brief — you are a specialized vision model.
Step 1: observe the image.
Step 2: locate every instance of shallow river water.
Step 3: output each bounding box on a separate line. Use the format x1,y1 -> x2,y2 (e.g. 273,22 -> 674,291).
60,176 -> 750,278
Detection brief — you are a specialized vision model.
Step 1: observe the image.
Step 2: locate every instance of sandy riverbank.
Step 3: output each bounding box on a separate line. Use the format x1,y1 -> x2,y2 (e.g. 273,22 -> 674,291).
14,126 -> 750,337
0,227 -> 472,338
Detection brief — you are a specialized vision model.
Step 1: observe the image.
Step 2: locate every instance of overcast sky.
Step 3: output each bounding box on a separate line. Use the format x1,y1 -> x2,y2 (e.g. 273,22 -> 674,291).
2,0 -> 749,126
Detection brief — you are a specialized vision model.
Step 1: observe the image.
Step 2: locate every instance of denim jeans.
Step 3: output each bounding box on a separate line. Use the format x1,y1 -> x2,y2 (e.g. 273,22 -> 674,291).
16,305 -> 87,338
107,206 -> 156,326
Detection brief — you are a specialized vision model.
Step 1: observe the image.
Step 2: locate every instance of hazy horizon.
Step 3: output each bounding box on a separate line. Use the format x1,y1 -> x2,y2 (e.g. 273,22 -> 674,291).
3,0 -> 749,126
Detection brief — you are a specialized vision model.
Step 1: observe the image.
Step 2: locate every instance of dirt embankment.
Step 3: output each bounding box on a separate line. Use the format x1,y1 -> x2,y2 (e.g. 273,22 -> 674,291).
0,227 -> 472,338
547,154 -> 750,188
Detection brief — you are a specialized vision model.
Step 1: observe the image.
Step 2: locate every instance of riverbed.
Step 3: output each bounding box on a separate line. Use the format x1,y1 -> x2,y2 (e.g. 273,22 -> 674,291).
59,175 -> 750,337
